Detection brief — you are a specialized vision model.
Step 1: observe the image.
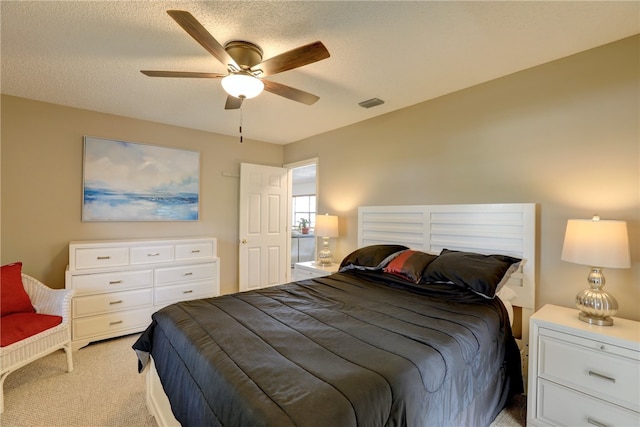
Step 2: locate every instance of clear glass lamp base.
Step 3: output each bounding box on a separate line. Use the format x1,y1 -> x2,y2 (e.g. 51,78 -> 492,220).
317,249 -> 333,266
575,281 -> 617,327
577,311 -> 614,326
318,237 -> 333,266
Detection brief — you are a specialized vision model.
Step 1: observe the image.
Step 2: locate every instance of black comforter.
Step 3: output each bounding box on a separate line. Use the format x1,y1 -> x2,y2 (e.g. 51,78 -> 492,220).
134,270 -> 522,427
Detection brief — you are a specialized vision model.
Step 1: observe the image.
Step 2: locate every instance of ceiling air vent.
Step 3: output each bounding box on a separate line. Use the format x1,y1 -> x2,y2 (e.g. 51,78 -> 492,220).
358,98 -> 385,109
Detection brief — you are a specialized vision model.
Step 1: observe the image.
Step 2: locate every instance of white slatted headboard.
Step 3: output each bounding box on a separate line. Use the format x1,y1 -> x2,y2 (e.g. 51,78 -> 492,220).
357,203 -> 536,311
358,203 -> 536,387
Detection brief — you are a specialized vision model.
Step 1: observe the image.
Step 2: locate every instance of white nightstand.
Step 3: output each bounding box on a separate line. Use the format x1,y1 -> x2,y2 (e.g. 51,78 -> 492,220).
527,304 -> 640,427
293,261 -> 339,281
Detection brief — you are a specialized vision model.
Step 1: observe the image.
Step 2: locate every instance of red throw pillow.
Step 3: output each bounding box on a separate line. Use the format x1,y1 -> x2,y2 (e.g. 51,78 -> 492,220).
1,262 -> 35,316
384,250 -> 438,283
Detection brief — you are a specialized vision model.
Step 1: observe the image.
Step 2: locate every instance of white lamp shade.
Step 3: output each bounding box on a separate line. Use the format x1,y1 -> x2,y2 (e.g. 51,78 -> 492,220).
315,214 -> 338,237
221,73 -> 264,99
561,218 -> 631,268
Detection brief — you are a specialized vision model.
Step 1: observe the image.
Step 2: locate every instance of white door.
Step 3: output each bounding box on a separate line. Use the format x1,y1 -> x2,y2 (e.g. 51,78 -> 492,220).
239,163 -> 289,291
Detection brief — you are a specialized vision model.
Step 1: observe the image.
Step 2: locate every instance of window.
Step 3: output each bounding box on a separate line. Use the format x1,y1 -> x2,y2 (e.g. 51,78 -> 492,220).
292,195 -> 316,230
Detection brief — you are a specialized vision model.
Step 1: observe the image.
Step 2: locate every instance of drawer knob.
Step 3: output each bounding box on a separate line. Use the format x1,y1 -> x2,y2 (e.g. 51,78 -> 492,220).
183,290 -> 193,294
109,280 -> 123,285
183,272 -> 193,276
109,300 -> 123,305
588,370 -> 615,383
97,256 -> 111,260
147,253 -> 160,257
109,320 -> 123,326
191,250 -> 200,253
587,417 -> 610,427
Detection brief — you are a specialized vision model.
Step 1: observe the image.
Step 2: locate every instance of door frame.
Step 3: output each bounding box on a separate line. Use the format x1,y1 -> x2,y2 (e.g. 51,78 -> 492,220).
285,157 -> 319,282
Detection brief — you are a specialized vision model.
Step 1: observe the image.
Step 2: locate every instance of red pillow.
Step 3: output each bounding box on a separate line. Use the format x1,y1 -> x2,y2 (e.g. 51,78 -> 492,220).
1,262 -> 35,316
384,250 -> 438,283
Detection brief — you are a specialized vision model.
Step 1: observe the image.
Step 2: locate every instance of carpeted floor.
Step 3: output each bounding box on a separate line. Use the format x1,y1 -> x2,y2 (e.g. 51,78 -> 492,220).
1,334 -> 526,426
491,393 -> 527,427
1,334 -> 155,427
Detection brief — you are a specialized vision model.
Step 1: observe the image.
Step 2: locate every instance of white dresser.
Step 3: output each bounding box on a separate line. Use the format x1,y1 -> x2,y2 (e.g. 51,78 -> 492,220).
65,237 -> 220,350
527,304 -> 640,427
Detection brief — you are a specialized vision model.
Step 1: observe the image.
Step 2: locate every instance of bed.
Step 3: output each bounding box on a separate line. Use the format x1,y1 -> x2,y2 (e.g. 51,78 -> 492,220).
134,203 -> 536,427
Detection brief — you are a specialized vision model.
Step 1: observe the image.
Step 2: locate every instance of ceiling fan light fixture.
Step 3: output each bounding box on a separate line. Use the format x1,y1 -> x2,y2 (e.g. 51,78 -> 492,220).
142,12 -> 329,109
221,73 -> 264,99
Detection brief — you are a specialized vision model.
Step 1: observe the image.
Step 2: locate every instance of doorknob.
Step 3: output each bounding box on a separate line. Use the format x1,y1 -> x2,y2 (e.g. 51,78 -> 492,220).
241,239 -> 247,244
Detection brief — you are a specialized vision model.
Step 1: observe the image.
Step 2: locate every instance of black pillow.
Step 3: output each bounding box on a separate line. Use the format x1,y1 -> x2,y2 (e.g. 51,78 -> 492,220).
339,245 -> 408,272
384,250 -> 438,283
423,249 -> 521,298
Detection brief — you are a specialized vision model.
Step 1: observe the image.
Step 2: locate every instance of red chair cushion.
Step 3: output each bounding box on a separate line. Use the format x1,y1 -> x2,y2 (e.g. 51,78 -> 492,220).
1,312 -> 62,347
1,262 -> 35,316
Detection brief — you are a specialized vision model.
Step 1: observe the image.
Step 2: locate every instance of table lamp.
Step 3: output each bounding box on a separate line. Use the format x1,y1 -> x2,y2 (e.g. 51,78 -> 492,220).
315,214 -> 338,266
561,215 -> 631,326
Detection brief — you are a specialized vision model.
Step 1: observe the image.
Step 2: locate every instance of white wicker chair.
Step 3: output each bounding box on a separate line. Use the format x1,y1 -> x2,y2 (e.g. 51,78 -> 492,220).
0,274 -> 74,413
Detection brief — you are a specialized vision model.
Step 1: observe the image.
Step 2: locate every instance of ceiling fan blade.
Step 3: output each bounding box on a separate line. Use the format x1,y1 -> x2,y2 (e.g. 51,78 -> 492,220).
262,79 -> 320,105
141,70 -> 225,78
225,95 -> 244,110
251,41 -> 329,77
167,10 -> 239,70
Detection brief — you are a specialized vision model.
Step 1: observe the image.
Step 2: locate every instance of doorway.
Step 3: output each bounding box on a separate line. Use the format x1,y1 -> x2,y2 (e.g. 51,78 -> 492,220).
288,160 -> 318,269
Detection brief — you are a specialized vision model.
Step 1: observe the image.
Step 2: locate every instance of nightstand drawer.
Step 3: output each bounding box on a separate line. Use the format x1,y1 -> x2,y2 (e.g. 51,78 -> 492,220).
539,330 -> 640,411
537,379 -> 640,427
293,262 -> 338,280
294,267 -> 327,280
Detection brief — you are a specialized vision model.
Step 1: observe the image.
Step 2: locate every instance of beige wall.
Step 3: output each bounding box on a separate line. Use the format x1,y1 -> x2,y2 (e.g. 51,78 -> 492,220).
2,36 -> 638,321
284,36 -> 640,321
1,96 -> 283,295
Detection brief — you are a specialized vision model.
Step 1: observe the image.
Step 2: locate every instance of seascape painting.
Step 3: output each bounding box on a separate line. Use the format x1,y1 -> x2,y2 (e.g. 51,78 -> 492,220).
82,137 -> 200,221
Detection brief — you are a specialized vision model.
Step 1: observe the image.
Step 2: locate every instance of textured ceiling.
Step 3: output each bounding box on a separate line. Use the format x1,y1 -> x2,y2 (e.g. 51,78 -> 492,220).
2,1 -> 639,145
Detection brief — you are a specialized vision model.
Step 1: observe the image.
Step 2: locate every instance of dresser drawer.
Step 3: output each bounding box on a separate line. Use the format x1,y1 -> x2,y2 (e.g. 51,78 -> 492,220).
537,379 -> 640,427
155,262 -> 216,286
175,241 -> 215,261
538,329 -> 640,410
69,269 -> 152,295
73,288 -> 153,317
72,307 -> 153,341
154,280 -> 215,307
74,246 -> 129,270
130,245 -> 174,265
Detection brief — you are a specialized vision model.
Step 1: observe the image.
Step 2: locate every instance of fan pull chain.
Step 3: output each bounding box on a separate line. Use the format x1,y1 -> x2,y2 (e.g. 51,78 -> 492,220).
239,105 -> 243,143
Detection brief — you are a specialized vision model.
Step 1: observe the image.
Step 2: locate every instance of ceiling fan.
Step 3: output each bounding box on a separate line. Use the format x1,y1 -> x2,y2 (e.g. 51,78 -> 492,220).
141,10 -> 330,110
